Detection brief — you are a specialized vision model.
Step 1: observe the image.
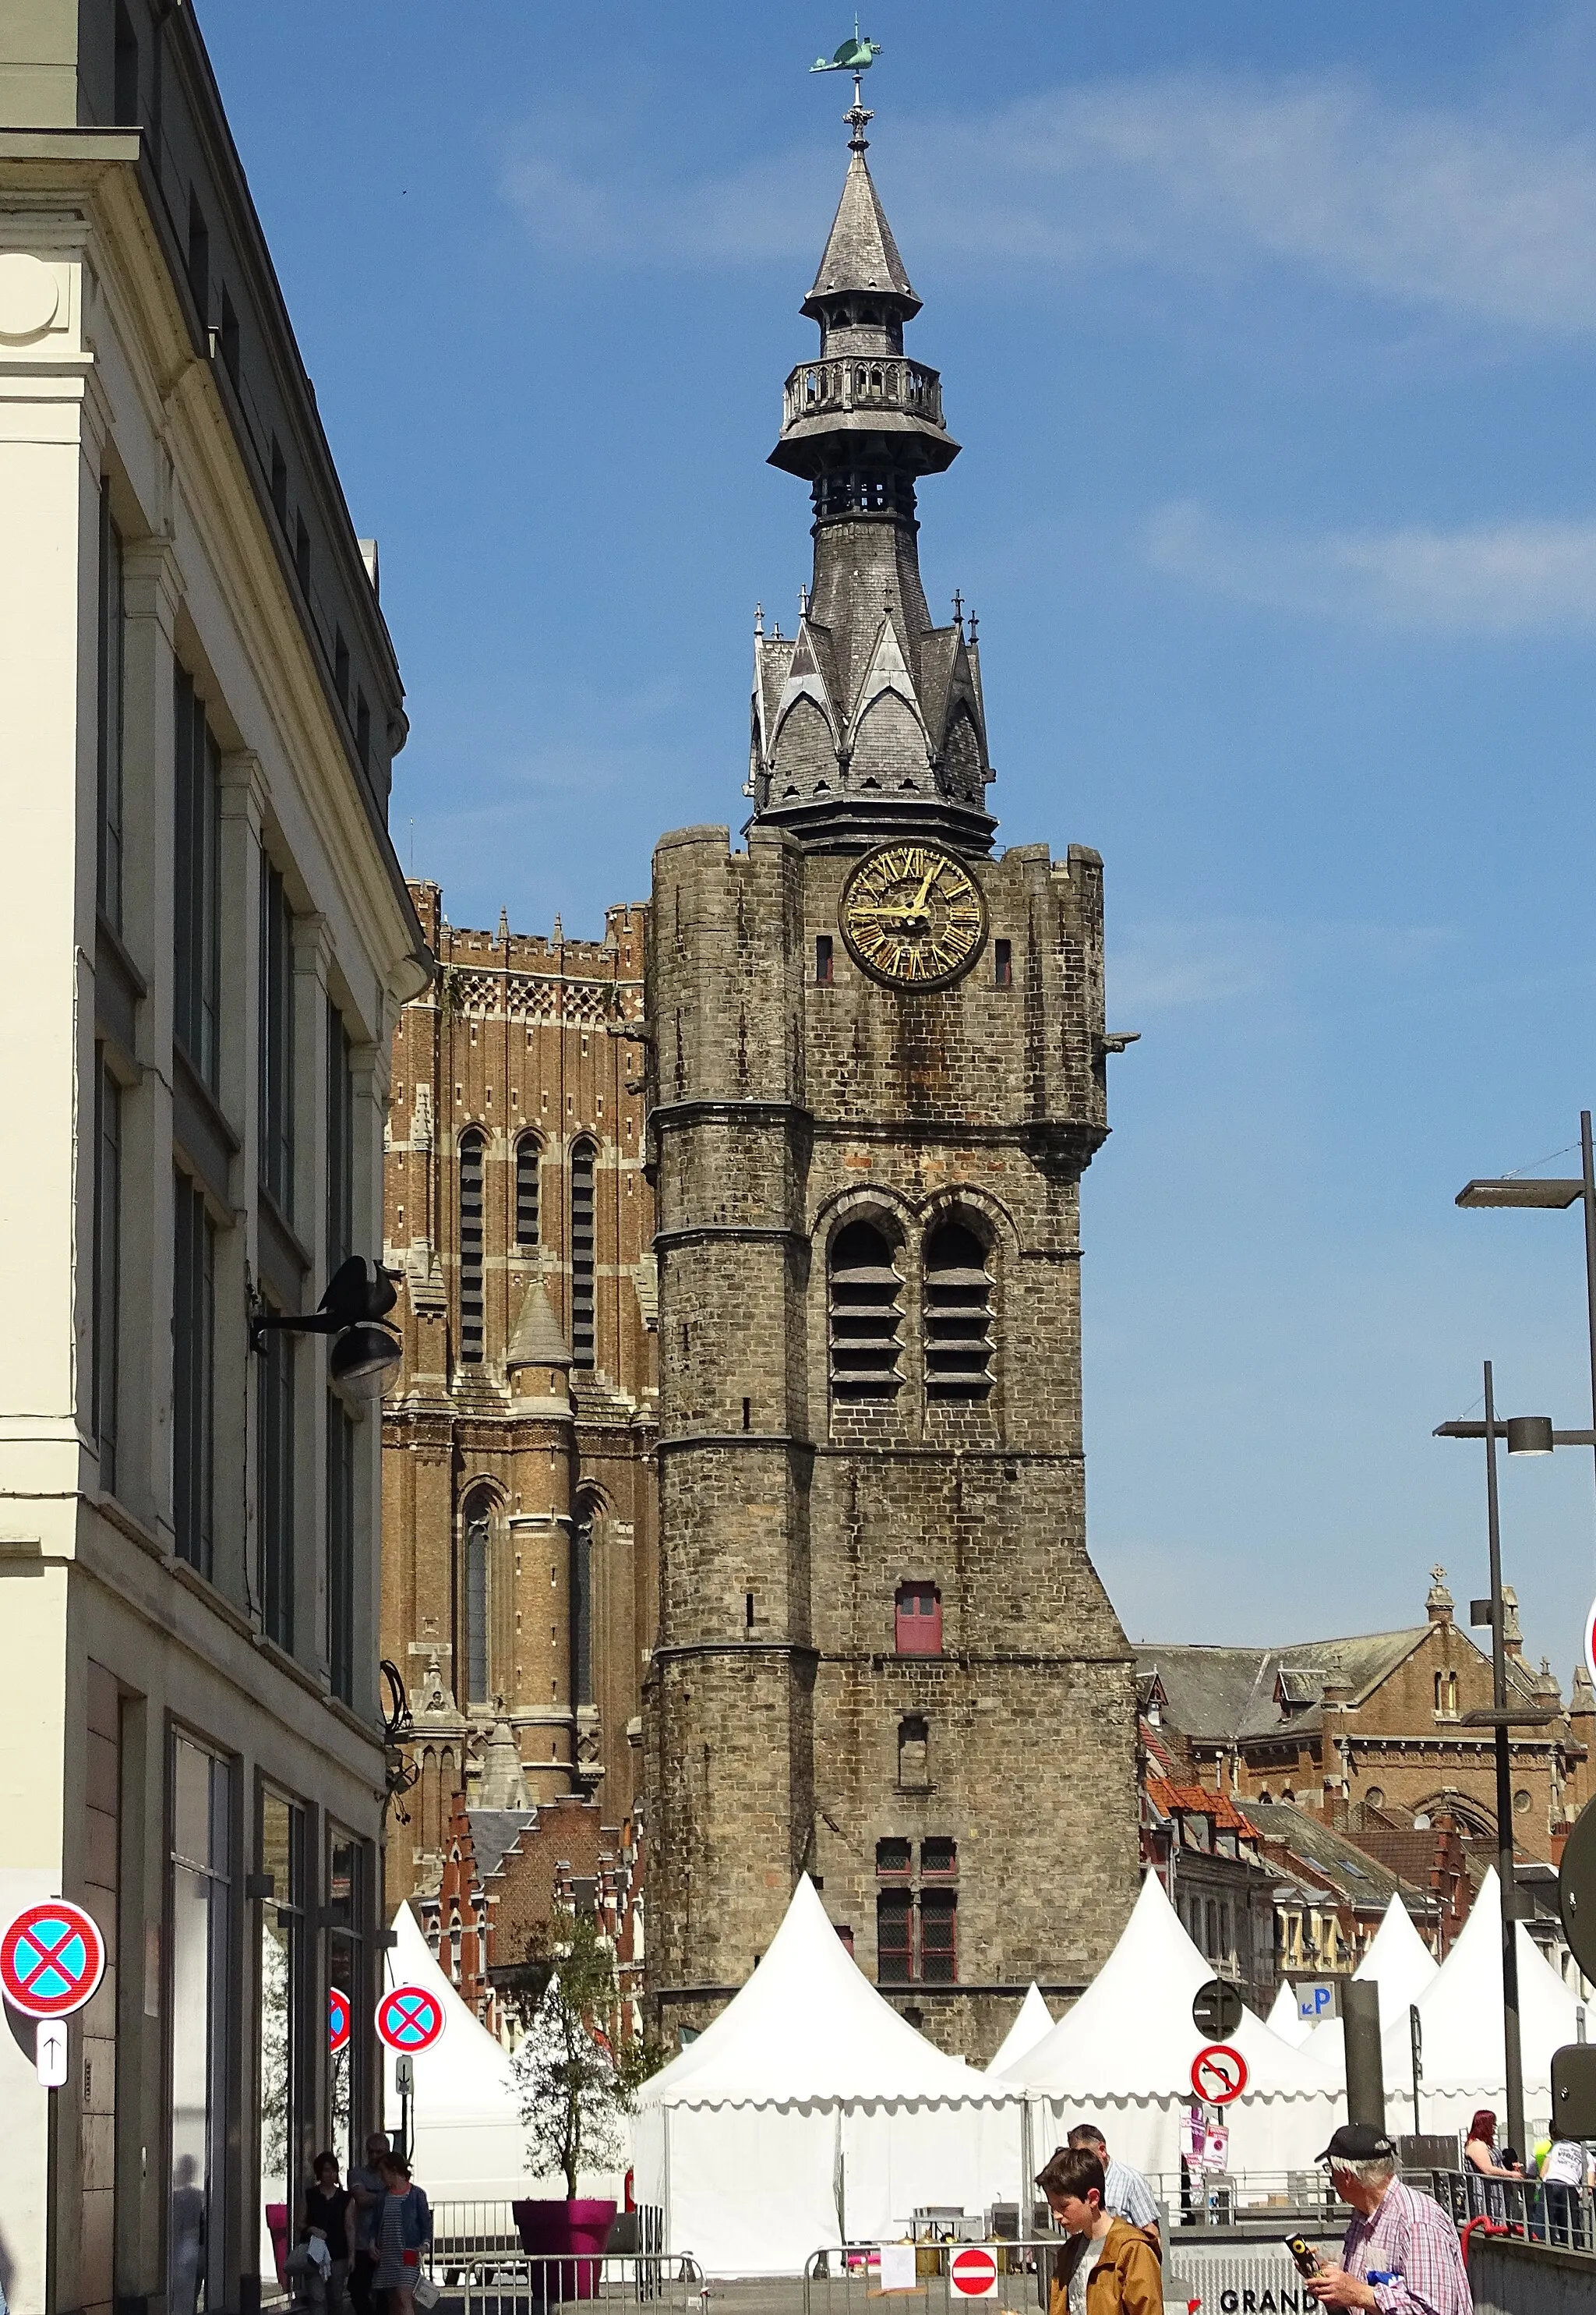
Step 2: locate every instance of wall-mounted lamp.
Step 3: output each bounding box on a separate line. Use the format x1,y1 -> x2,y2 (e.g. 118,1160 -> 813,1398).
250,1255 -> 402,1402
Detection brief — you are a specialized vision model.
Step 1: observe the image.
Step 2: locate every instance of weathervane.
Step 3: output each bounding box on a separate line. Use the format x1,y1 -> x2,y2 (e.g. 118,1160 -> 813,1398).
811,16 -> 883,150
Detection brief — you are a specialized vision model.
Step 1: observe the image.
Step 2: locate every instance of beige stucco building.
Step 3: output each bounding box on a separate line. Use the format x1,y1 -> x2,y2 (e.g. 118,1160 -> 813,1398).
0,9 -> 428,2314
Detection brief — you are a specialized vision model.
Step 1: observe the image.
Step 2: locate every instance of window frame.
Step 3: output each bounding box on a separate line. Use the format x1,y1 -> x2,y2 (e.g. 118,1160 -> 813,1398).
172,1169 -> 216,1575
173,672 -> 221,1093
96,482 -> 125,931
93,1046 -> 123,1495
258,857 -> 295,1221
457,1129 -> 486,1362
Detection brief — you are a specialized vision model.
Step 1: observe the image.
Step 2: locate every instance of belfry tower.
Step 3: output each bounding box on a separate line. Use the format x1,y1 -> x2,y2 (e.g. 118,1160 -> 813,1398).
644,91 -> 1139,2058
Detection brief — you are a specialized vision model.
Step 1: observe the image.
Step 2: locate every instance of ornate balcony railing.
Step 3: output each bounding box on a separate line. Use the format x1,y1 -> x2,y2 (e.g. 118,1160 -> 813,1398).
782,356 -> 945,430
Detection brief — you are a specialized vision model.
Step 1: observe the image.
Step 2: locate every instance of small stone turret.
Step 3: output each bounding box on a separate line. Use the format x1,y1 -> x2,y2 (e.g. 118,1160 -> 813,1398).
750,97 -> 994,854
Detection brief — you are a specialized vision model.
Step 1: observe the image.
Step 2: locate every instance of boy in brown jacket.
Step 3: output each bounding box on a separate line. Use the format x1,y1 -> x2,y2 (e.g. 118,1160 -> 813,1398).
1037,2146 -> 1163,2315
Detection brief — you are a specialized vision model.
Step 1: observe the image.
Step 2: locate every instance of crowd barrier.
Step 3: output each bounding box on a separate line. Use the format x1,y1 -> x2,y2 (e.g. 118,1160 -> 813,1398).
418,2247 -> 702,2315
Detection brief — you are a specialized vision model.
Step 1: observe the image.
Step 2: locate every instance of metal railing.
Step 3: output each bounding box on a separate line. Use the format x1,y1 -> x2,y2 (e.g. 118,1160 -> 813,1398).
420,2249 -> 701,2315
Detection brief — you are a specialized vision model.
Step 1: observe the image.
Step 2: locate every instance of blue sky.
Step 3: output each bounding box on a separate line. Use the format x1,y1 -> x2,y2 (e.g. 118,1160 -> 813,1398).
203,2 -> 1596,1679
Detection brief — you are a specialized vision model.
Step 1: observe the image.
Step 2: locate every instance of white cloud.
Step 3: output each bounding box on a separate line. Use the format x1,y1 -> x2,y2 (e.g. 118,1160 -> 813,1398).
501,65 -> 1596,335
1147,499 -> 1596,633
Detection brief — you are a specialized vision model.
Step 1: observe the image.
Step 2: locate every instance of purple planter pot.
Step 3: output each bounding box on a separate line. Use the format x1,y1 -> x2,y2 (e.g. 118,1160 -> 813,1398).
512,2200 -> 619,2301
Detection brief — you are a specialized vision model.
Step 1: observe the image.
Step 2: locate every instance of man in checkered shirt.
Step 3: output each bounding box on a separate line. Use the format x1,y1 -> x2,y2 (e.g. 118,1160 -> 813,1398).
1306,2125 -> 1472,2315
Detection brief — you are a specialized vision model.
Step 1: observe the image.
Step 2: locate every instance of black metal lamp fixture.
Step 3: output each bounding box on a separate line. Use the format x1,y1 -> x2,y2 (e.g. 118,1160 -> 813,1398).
250,1255 -> 401,1401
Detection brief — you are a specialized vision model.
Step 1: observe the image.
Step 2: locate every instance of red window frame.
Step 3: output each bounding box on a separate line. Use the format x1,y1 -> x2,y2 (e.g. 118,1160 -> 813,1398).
877,1889 -> 913,1984
920,1889 -> 957,1985
895,1581 -> 942,1656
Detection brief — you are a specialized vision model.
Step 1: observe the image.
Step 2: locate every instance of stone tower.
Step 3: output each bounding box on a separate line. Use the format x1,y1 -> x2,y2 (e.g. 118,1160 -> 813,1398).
644,95 -> 1139,2057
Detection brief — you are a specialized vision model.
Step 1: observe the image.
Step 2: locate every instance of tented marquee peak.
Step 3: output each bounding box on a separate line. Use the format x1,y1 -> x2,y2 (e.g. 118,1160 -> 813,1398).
1353,1892 -> 1439,2015
985,1982 -> 1055,2076
637,1871 -> 990,2108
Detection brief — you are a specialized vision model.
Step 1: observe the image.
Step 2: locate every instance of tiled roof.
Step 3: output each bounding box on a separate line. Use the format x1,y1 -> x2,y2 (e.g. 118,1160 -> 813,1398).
1135,1625 -> 1543,1744
1146,1773 -> 1255,1834
1242,1801 -> 1428,1911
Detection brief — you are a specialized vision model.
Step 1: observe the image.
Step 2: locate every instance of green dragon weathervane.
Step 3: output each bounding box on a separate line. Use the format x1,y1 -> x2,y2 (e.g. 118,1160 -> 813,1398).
811,16 -> 883,146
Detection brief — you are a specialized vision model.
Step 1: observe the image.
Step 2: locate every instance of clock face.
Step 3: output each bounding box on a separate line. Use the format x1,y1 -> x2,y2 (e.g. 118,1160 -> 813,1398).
839,843 -> 987,988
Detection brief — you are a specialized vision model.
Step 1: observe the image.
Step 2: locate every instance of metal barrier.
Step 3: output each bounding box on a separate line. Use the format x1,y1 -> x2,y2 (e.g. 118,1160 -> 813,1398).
806,2239 -> 1062,2315
431,2204 -> 525,2264
420,2250 -> 704,2315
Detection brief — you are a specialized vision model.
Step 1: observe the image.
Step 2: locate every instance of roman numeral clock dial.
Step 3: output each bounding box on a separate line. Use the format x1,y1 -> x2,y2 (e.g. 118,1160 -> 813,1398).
839,843 -> 987,988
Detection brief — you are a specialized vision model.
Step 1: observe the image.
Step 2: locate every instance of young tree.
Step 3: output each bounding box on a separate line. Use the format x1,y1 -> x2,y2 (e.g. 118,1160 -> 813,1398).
512,1914 -> 647,2199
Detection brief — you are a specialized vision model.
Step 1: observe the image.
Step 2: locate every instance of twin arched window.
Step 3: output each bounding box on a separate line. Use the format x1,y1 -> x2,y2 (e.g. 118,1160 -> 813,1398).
826,1217 -> 993,1398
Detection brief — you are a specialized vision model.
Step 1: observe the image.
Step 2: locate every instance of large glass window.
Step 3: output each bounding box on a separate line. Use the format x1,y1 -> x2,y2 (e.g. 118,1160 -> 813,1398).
326,1832 -> 369,2170
97,482 -> 125,931
258,1790 -> 304,2288
327,1398 -> 355,1705
174,673 -> 221,1092
173,1172 -> 215,1575
258,861 -> 295,1219
258,1325 -> 295,1649
570,1140 -> 596,1368
94,1050 -> 122,1494
326,1003 -> 355,1276
169,1734 -> 231,2315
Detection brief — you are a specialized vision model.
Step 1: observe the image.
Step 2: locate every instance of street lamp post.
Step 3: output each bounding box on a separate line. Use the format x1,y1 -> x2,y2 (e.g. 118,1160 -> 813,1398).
1457,1109 -> 1596,1521
1435,1363 -> 1567,2165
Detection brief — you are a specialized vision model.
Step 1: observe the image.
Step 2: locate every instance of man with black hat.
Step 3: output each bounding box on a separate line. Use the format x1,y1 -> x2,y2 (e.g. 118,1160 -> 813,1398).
1305,2125 -> 1472,2314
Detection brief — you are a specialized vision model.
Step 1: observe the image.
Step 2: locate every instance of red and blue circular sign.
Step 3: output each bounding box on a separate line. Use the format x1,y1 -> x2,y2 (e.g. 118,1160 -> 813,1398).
329,1985 -> 351,2054
376,1984 -> 445,2054
1,1900 -> 107,2019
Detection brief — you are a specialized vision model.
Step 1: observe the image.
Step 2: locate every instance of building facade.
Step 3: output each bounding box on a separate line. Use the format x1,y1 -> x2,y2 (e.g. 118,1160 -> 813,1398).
0,9 -> 428,2314
1137,1569 -> 1582,1866
380,890 -> 657,1899
642,99 -> 1141,2059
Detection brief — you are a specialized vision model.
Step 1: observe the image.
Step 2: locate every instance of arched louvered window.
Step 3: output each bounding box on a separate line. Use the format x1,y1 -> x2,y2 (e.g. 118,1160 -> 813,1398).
457,1131 -> 486,1362
828,1218 -> 901,1397
515,1135 -> 541,1249
463,1494 -> 490,1704
923,1221 -> 992,1398
570,1140 -> 596,1370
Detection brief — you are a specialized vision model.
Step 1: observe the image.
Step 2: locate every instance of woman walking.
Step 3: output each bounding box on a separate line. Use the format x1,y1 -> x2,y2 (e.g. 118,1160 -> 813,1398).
371,2153 -> 432,2315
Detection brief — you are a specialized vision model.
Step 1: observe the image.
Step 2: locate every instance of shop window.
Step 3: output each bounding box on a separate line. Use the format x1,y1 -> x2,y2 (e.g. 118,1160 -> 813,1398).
895,1579 -> 942,1656
923,1221 -> 992,1397
828,1218 -> 901,1396
258,1790 -> 305,2265
169,1735 -> 231,2315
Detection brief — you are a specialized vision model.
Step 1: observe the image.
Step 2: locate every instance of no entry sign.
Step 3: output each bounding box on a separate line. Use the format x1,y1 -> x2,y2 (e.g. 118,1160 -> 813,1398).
949,2249 -> 999,2299
376,1984 -> 445,2054
1,1900 -> 106,2019
1191,2042 -> 1248,2105
329,1986 -> 351,2054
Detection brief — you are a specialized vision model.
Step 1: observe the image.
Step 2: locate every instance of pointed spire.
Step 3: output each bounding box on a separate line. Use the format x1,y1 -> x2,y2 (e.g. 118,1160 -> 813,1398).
496,906 -> 510,949
478,1719 -> 531,1811
804,145 -> 918,316
507,1278 -> 572,1373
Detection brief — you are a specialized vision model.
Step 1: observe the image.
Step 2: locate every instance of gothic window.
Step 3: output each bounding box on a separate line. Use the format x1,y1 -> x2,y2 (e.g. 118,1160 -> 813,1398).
828,1219 -> 901,1396
570,1140 -> 597,1368
458,1131 -> 486,1361
515,1135 -> 541,1248
895,1581 -> 942,1656
463,1496 -> 490,1705
571,1495 -> 596,1709
923,1222 -> 993,1398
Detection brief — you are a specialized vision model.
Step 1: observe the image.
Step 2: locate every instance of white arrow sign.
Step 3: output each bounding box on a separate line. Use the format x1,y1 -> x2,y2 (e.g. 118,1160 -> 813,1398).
35,2018 -> 67,2087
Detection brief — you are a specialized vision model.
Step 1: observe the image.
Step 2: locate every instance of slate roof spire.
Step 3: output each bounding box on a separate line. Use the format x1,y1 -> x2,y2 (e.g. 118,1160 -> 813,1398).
748,98 -> 995,856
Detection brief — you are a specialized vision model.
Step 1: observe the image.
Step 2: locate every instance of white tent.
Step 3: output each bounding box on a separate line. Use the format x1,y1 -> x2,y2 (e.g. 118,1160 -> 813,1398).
1386,1870 -> 1581,2137
999,1875 -> 1342,2179
1355,1893 -> 1439,2014
985,1985 -> 1055,2077
1266,1981 -> 1312,2048
1301,1893 -> 1442,2075
380,1905 -> 617,2202
631,1878 -> 1024,2275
